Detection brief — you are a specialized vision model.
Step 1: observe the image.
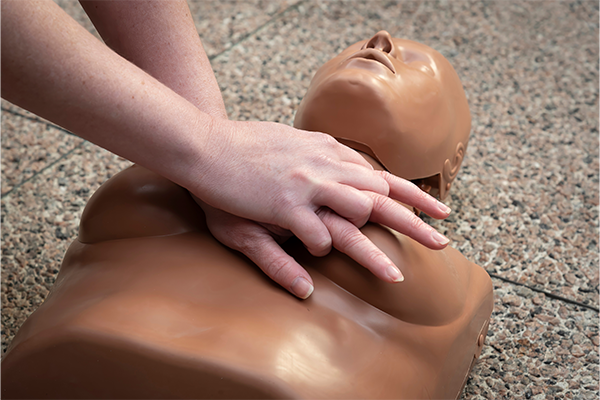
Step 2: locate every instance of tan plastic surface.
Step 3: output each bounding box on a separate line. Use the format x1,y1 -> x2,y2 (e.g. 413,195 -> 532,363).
2,166 -> 493,399
294,31 -> 472,199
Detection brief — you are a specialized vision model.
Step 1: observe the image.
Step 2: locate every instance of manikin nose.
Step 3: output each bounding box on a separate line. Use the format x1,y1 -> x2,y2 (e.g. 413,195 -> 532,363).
363,30 -> 393,53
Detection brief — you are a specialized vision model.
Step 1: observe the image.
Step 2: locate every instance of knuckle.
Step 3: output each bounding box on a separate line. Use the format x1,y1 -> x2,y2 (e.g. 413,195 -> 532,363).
320,133 -> 339,148
374,172 -> 392,195
314,153 -> 331,167
287,204 -> 310,227
312,237 -> 332,255
336,225 -> 364,250
231,227 -> 265,254
378,170 -> 394,182
232,234 -> 254,254
287,168 -> 309,185
406,214 -> 425,233
356,193 -> 374,217
372,193 -> 392,214
287,167 -> 322,197
365,249 -> 390,270
209,223 -> 242,248
264,256 -> 295,284
413,185 -> 431,203
271,193 -> 303,224
379,178 -> 391,197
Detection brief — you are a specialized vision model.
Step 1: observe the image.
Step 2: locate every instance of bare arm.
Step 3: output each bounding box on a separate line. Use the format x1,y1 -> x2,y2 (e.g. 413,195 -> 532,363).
79,0 -> 227,120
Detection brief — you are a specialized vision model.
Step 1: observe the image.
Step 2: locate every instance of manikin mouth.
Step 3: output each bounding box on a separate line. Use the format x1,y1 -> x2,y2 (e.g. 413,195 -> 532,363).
347,48 -> 396,74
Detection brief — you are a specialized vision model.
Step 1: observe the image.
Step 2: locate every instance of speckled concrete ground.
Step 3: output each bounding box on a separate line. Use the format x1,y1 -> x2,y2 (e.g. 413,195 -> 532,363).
2,1 -> 598,399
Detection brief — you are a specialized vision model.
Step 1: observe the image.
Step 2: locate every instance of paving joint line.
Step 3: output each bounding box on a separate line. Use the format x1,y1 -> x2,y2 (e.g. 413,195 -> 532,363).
489,272 -> 599,313
1,142 -> 86,199
1,107 -> 78,137
208,0 -> 307,62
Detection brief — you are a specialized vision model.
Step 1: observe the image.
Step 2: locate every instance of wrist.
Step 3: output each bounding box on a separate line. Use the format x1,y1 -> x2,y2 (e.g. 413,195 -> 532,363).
176,116 -> 236,201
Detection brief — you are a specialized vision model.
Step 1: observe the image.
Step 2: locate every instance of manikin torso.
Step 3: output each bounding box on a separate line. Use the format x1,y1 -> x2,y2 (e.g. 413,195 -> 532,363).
2,164 -> 492,399
1,32 -> 493,400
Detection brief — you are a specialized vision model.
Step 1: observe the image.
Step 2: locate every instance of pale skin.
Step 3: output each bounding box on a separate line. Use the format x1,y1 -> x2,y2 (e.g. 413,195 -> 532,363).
2,0 -> 451,298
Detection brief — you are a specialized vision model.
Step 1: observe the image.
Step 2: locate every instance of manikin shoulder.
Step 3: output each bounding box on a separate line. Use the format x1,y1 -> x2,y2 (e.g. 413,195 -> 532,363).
78,165 -> 206,244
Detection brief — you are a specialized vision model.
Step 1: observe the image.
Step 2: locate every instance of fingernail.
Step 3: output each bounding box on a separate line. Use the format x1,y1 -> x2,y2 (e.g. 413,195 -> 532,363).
432,229 -> 450,246
437,201 -> 451,214
386,264 -> 404,282
291,277 -> 314,299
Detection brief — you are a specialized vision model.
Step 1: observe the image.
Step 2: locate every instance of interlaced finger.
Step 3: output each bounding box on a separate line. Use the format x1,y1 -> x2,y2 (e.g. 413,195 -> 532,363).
336,161 -> 390,196
317,208 -> 404,283
367,192 -> 450,250
377,170 -> 451,219
285,206 -> 332,257
313,184 -> 373,228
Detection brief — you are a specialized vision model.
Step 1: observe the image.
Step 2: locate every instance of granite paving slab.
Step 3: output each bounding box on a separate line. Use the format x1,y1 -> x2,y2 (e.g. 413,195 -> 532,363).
212,0 -> 599,307
189,0 -> 302,58
1,142 -> 132,354
463,279 -> 599,400
1,112 -> 83,196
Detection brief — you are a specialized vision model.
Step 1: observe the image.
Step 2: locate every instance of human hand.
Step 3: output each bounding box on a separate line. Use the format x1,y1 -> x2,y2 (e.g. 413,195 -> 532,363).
191,135 -> 452,299
195,199 -> 315,297
187,119 -> 450,261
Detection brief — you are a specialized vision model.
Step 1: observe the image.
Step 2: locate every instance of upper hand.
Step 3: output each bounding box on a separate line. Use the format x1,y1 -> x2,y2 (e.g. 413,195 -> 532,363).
188,119 -> 451,264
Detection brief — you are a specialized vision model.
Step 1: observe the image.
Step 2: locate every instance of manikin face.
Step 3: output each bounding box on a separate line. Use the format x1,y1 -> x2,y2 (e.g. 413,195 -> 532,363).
295,31 -> 471,199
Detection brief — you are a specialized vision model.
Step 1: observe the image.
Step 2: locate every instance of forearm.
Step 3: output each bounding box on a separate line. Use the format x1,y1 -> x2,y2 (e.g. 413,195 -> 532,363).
1,0 -> 213,190
80,0 -> 227,119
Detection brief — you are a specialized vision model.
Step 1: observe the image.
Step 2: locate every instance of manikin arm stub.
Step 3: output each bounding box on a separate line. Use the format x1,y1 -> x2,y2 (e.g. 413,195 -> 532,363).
2,0 -> 450,299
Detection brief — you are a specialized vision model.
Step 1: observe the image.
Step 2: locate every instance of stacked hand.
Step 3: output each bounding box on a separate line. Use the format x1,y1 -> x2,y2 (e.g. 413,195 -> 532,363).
192,120 -> 450,298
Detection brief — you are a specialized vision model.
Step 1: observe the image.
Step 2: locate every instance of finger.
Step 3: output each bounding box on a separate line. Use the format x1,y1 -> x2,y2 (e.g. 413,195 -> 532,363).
378,171 -> 451,219
368,192 -> 450,249
285,207 -> 332,257
242,233 -> 315,300
318,209 -> 404,283
206,214 -> 314,299
313,184 -> 373,227
337,161 -> 390,196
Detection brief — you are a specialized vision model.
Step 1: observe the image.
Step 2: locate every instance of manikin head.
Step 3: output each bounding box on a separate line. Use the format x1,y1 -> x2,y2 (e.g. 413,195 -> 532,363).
294,31 -> 471,200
